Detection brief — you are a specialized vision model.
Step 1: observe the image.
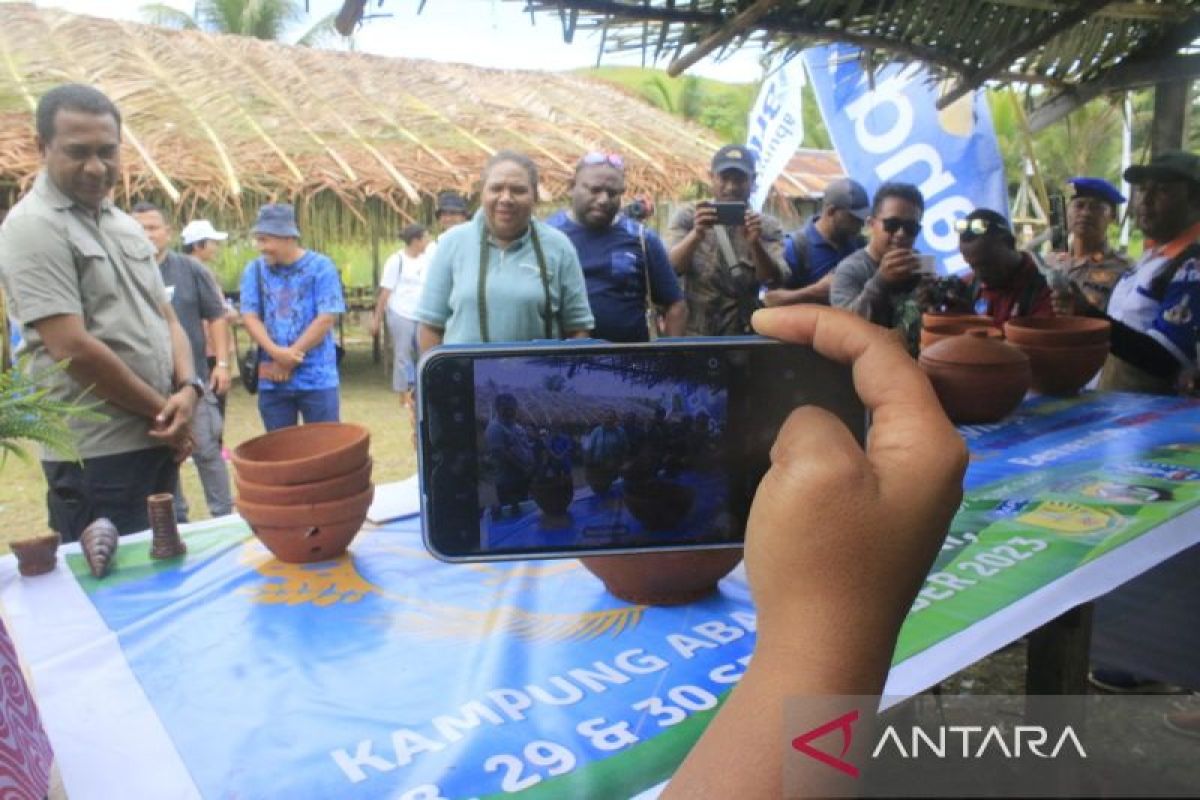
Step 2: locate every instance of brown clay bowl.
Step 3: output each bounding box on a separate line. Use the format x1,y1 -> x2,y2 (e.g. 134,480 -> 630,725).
250,518 -> 365,564
1004,316 -> 1111,348
585,464 -> 619,495
236,485 -> 375,530
10,532 -> 61,577
580,549 -> 744,606
625,480 -> 696,532
922,312 -> 995,329
231,422 -> 370,486
531,475 -> 574,516
1011,341 -> 1110,396
920,321 -> 1002,351
918,332 -> 1031,424
235,458 -> 372,505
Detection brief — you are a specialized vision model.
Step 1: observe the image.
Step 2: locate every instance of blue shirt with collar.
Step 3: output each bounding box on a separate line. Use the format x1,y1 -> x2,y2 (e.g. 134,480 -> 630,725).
239,250 -> 345,391
783,216 -> 865,289
546,210 -> 683,342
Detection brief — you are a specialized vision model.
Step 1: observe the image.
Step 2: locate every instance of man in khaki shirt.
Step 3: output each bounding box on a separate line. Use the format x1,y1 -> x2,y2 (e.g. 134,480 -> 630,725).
0,84 -> 199,541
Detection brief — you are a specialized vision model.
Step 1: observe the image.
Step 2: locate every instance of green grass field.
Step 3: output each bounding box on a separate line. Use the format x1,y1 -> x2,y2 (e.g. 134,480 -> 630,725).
0,319 -> 416,552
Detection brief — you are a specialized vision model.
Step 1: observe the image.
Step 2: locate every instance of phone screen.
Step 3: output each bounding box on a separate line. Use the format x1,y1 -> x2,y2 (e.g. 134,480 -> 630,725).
418,338 -> 864,561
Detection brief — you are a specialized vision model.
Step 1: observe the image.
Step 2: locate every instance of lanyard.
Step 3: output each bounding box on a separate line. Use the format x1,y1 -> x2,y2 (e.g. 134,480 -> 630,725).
477,222 -> 553,342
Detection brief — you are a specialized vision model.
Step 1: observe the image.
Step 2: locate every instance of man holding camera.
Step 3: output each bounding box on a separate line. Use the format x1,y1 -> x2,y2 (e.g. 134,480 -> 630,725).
667,146 -> 788,336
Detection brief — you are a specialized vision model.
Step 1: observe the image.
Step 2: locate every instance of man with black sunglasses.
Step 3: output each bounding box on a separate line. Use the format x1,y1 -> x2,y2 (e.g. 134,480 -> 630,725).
954,208 -> 1053,327
831,182 -> 927,352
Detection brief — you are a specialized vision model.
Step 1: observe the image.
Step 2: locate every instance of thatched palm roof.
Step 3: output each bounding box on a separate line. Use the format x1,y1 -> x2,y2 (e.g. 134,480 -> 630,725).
0,3 -> 754,231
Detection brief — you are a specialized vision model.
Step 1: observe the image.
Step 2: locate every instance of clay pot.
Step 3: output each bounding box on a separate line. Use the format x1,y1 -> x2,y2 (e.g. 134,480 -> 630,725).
580,549 -> 744,606
1004,315 -> 1111,348
235,458 -> 373,505
918,331 -> 1031,424
240,485 -> 373,563
922,312 -> 994,329
531,475 -> 574,516
624,480 -> 696,532
231,422 -> 370,486
1011,341 -> 1110,396
585,464 -> 619,495
920,320 -> 1002,351
10,532 -> 60,577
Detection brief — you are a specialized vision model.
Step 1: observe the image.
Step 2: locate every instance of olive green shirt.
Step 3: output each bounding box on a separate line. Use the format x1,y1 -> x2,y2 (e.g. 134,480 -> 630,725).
0,172 -> 174,460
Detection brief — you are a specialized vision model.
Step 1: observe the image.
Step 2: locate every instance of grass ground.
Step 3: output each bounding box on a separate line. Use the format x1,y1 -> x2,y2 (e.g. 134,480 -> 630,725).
0,317 -> 416,551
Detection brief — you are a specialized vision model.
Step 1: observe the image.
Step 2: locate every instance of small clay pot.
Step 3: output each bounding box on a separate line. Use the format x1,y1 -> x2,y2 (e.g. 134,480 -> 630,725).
10,532 -> 60,577
231,422 -> 370,486
581,549 -> 744,606
625,480 -> 696,532
1011,341 -> 1110,396
920,321 -> 1002,351
531,475 -> 574,516
585,464 -> 618,495
1004,315 -> 1111,348
235,458 -> 372,505
236,485 -> 375,529
919,331 -> 1031,424
922,312 -> 995,329
250,518 -> 365,563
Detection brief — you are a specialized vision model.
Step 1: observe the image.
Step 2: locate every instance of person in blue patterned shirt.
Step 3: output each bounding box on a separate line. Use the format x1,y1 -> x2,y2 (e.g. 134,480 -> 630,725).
239,204 -> 346,431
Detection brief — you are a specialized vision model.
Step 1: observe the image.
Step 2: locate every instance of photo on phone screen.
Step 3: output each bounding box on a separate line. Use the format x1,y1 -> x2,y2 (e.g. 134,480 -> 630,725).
417,338 -> 865,562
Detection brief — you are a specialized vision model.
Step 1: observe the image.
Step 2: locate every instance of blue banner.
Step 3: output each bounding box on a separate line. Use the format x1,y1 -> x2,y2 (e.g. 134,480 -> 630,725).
802,44 -> 1009,274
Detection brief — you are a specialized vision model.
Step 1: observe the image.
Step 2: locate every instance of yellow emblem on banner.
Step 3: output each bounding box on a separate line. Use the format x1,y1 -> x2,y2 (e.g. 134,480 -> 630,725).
1016,500 -> 1121,535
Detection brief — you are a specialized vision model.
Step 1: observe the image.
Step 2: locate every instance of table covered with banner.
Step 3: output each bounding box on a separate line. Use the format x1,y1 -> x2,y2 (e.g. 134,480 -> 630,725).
2,392 -> 1199,799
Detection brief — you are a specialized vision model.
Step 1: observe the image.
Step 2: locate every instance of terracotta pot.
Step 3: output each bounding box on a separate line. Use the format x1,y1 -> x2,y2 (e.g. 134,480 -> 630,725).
231,422 -> 370,486
922,312 -> 995,329
235,458 -> 372,505
1011,341 -> 1110,396
920,321 -> 1003,351
10,532 -> 60,577
585,464 -> 619,495
625,480 -> 696,532
250,517 -> 365,564
236,485 -> 375,530
580,549 -> 744,606
919,331 -> 1031,424
1003,315 -> 1111,348
531,475 -> 574,516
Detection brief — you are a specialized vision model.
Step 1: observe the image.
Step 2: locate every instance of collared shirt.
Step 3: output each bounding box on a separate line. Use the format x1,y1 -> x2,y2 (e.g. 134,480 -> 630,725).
1043,244 -> 1131,311
379,248 -> 428,320
667,204 -> 787,336
160,250 -> 224,383
546,210 -> 682,343
968,252 -> 1054,327
0,171 -> 174,460
239,250 -> 345,391
414,210 -> 594,344
783,216 -> 865,289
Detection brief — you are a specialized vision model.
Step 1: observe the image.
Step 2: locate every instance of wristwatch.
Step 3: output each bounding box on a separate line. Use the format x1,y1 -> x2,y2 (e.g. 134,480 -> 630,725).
177,376 -> 205,399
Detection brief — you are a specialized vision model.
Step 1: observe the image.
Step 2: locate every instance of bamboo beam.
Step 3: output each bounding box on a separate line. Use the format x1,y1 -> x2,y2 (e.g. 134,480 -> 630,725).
666,0 -> 781,76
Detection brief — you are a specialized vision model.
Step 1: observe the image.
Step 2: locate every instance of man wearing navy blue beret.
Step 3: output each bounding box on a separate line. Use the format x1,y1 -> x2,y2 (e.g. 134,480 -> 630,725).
1045,176 -> 1131,314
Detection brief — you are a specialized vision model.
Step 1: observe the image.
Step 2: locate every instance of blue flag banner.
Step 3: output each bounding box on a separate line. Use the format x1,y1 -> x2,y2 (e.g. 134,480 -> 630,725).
802,44 -> 1008,274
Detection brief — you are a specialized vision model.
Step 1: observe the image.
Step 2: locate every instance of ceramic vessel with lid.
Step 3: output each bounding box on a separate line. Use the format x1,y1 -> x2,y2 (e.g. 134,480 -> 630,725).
918,330 -> 1031,424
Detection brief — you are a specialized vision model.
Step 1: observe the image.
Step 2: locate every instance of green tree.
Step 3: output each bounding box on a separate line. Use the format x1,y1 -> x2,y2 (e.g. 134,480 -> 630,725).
140,0 -> 340,47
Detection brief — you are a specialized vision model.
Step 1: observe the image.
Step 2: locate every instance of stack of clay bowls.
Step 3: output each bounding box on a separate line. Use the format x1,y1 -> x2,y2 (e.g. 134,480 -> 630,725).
919,313 -> 1001,351
231,423 -> 373,563
918,330 -> 1032,424
1003,316 -> 1111,396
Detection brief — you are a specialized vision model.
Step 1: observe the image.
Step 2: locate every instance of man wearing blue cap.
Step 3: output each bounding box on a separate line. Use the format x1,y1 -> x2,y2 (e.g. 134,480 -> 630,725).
1045,177 -> 1131,315
239,204 -> 346,431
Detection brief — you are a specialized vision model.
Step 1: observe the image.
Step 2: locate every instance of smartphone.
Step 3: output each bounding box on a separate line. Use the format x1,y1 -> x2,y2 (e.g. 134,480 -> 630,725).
915,254 -> 937,276
416,337 -> 866,562
712,200 -> 747,226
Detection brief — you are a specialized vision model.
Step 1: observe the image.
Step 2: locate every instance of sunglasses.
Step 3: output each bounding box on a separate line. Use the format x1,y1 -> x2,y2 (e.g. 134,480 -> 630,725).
955,218 -> 1010,240
879,217 -> 922,237
579,152 -> 625,170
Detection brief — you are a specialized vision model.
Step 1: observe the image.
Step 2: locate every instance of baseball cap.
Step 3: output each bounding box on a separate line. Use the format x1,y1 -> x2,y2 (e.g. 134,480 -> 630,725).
436,191 -> 468,214
1123,150 -> 1200,187
823,178 -> 871,220
180,219 -> 229,246
1067,177 -> 1125,207
253,203 -> 301,238
711,145 -> 756,177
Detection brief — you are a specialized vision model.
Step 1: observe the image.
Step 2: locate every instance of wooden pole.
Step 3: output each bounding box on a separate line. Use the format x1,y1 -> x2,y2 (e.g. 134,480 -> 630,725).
1150,79 -> 1189,156
371,218 -> 382,365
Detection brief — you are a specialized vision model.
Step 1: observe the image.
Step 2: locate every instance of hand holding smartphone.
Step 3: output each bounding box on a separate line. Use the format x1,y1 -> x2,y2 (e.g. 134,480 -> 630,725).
416,337 -> 866,562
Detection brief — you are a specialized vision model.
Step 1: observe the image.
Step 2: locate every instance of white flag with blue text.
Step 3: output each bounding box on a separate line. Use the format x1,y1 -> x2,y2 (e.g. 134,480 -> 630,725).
746,58 -> 806,212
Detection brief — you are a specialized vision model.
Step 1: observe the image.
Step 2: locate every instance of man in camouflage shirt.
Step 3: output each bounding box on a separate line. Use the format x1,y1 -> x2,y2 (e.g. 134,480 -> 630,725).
1045,177 -> 1131,314
667,146 -> 788,336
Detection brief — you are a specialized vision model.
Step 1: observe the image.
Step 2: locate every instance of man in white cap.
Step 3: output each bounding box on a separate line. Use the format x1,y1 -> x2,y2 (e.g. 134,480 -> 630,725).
181,219 -> 229,265
181,218 -> 235,420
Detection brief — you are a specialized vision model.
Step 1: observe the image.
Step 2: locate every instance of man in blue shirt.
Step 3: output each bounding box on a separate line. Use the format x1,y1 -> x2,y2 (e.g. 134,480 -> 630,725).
547,152 -> 685,341
240,204 -> 346,431
765,178 -> 870,307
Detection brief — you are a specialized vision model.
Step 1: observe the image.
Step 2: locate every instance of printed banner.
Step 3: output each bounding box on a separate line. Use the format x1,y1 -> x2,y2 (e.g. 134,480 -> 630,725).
746,57 -> 806,212
4,394 -> 1200,799
802,44 -> 1008,274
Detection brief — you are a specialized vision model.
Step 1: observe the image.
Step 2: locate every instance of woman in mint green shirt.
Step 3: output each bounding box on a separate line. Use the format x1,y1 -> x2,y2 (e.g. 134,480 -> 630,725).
415,151 -> 594,348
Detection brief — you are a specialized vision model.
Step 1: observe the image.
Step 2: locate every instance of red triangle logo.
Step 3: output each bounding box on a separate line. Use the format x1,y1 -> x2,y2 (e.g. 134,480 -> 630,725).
791,709 -> 860,778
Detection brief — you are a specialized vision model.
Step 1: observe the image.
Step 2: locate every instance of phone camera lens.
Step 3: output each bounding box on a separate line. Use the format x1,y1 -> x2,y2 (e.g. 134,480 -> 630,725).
707,358 -> 719,370
451,371 -> 463,383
